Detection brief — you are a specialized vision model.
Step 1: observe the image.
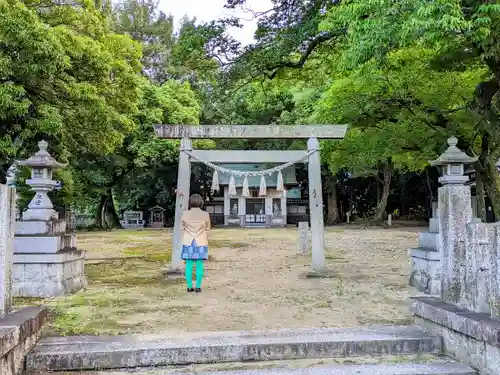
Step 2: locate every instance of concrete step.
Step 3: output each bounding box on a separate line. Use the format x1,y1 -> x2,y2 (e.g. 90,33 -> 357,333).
148,362 -> 477,375
26,326 -> 439,372
129,362 -> 477,375
29,360 -> 477,375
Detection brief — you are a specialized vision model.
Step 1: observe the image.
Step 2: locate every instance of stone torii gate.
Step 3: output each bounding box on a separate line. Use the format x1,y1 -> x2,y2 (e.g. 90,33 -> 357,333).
154,124 -> 347,276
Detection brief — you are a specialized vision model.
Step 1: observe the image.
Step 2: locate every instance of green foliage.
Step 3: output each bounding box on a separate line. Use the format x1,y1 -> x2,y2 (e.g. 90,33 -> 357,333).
315,46 -> 484,174
112,0 -> 174,83
0,0 -> 142,185
5,0 -> 500,221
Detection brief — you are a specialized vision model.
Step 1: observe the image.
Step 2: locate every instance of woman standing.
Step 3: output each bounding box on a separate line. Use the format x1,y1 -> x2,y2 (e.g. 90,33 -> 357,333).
180,194 -> 211,293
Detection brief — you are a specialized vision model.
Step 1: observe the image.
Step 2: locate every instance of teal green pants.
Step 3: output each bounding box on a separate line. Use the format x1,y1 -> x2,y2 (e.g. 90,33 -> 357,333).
185,259 -> 205,289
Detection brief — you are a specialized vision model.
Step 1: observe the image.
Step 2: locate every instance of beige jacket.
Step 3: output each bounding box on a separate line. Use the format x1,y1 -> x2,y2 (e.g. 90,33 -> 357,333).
181,208 -> 211,246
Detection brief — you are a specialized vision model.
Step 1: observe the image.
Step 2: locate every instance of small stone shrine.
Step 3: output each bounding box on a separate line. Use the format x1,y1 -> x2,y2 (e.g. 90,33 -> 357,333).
12,141 -> 87,297
120,210 -> 145,228
148,205 -> 165,228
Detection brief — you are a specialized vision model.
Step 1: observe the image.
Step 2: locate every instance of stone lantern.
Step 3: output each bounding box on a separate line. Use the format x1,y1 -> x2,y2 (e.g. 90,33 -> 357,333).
430,137 -> 478,185
12,141 -> 86,298
17,140 -> 66,221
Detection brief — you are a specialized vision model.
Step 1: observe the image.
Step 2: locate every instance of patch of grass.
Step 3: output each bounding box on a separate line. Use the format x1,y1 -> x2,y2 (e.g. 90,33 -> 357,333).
147,253 -> 172,262
49,307 -> 127,336
209,240 -> 249,248
85,261 -> 166,286
124,243 -> 170,255
325,255 -> 345,261
13,256 -> 186,337
13,297 -> 45,307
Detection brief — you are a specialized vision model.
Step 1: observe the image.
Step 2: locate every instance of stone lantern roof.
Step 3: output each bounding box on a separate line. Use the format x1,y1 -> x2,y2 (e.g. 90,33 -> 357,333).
430,137 -> 478,185
430,137 -> 477,167
17,140 -> 67,169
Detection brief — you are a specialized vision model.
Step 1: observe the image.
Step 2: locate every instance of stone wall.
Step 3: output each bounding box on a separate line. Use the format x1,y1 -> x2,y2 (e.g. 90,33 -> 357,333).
0,307 -> 48,375
413,297 -> 500,375
462,222 -> 500,317
0,184 -> 49,375
412,137 -> 500,375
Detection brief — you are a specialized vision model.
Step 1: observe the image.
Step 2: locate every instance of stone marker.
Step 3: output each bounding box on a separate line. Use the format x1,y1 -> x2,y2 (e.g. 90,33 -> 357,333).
298,221 -> 309,255
0,185 -> 15,317
387,213 -> 392,226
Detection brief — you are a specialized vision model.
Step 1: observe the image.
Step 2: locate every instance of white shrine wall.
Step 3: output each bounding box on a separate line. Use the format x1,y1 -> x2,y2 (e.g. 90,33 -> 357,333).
222,187 -> 287,227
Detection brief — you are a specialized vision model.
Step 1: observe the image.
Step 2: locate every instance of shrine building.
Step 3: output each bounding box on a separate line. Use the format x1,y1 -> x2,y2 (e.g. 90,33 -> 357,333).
205,164 -> 308,227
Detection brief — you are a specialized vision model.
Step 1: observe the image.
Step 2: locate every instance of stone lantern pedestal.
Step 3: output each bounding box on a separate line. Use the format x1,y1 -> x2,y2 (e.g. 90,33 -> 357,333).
12,141 -> 87,297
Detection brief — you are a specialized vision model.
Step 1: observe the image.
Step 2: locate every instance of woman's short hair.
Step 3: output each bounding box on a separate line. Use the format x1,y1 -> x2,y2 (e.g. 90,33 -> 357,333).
189,194 -> 204,209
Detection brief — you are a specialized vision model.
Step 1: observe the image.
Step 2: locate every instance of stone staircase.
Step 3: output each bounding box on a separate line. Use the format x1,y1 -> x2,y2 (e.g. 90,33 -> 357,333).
409,203 -> 441,296
24,325 -> 477,375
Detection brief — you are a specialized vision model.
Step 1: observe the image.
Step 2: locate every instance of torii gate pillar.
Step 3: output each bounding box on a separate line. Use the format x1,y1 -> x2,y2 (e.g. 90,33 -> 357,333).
170,138 -> 192,275
307,137 -> 325,271
154,124 -> 347,277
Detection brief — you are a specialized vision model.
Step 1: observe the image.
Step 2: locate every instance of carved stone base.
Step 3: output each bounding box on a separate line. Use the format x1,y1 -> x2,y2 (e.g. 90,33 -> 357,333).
304,267 -> 336,279
12,251 -> 87,297
409,248 -> 441,296
164,267 -> 184,279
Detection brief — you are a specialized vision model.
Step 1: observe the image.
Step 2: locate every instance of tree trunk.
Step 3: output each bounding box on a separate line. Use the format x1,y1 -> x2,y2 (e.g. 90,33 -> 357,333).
325,175 -> 339,225
475,166 -> 487,222
374,159 -> 392,222
0,168 -> 7,185
0,162 -> 13,185
95,194 -> 107,229
425,168 -> 434,219
481,163 -> 500,221
479,133 -> 500,221
105,188 -> 123,229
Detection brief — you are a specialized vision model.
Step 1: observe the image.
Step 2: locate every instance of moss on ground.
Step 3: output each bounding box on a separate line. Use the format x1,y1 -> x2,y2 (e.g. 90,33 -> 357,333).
13,229 -> 251,336
13,229 -> 183,336
14,256 -> 188,336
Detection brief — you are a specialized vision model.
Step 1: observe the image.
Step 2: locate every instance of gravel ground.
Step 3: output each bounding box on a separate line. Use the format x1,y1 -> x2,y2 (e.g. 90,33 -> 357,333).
161,227 -> 420,332
15,227 -> 421,335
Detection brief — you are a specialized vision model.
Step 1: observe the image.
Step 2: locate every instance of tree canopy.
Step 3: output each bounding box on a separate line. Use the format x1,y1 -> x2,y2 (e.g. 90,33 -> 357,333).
3,0 -> 500,226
